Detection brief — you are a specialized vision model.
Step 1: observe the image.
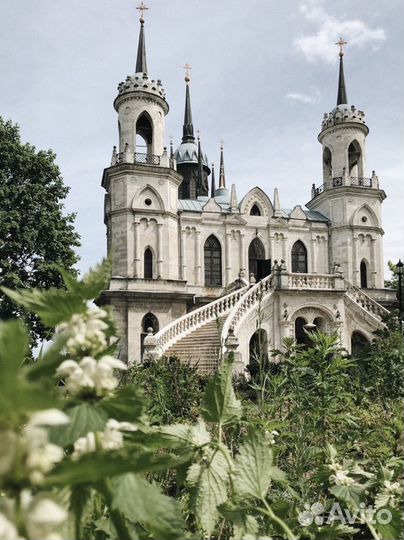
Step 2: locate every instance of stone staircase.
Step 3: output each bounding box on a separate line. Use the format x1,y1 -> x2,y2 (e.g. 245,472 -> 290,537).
164,317 -> 226,375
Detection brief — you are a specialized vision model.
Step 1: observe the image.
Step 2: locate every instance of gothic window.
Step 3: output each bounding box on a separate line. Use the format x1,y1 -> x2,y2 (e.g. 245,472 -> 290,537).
136,113 -> 153,154
249,238 -> 270,280
348,140 -> 361,177
351,331 -> 370,357
360,260 -> 368,288
323,147 -> 332,178
250,204 -> 261,216
144,248 -> 153,279
291,241 -> 308,273
204,235 -> 222,286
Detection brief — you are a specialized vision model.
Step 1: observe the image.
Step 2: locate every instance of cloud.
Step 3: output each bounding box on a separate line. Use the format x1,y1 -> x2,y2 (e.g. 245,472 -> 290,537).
286,88 -> 320,104
295,0 -> 386,63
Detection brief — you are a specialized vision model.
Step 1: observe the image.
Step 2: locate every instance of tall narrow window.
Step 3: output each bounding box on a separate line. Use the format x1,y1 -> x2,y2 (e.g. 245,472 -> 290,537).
136,113 -> 153,155
144,248 -> 153,279
291,241 -> 308,273
360,260 -> 368,288
323,147 -> 332,178
249,237 -> 268,281
348,140 -> 361,177
204,235 -> 222,286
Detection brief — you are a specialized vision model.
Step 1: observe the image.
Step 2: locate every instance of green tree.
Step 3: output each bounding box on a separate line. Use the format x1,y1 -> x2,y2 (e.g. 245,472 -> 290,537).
0,117 -> 80,345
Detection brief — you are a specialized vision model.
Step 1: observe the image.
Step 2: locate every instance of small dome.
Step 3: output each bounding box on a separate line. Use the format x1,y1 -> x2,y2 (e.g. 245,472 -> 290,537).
321,104 -> 366,132
116,74 -> 166,101
174,140 -> 209,167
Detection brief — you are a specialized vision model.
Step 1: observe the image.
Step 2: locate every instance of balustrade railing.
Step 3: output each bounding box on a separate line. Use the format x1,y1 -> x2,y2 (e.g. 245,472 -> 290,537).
350,177 -> 372,187
221,274 -> 273,347
154,285 -> 248,352
312,176 -> 373,197
287,273 -> 337,289
114,151 -> 161,166
345,281 -> 388,321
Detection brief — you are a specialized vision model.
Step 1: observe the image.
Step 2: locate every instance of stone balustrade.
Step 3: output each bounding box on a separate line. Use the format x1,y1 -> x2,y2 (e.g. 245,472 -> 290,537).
286,273 -> 340,290
345,281 -> 389,321
154,285 -> 248,353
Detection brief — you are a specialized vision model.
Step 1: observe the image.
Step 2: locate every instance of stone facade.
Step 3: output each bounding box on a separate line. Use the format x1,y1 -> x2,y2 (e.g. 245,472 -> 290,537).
100,16 -> 395,371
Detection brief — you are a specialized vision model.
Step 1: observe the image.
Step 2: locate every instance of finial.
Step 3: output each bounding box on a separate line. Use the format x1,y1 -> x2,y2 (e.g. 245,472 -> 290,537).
183,63 -> 192,83
335,36 -> 347,57
220,139 -> 224,151
196,129 -> 201,141
219,141 -> 226,189
136,2 -> 148,23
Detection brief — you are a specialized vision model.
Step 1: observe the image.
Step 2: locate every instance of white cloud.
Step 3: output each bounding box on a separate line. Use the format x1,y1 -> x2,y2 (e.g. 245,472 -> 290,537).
295,0 -> 386,63
286,88 -> 320,104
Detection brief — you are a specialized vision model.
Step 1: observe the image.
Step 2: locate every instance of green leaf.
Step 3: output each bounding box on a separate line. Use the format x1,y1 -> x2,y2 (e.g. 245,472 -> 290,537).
59,259 -> 111,301
2,286 -> 85,327
202,354 -> 242,427
374,507 -> 403,540
49,403 -> 108,447
186,446 -> 231,536
232,431 -> 285,500
329,484 -> 366,508
219,502 -> 259,537
99,385 -> 147,424
157,418 -> 211,450
0,320 -> 29,380
111,473 -> 185,539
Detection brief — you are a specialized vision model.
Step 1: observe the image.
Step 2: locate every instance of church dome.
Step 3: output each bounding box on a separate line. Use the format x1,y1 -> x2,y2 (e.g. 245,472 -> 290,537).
174,140 -> 209,167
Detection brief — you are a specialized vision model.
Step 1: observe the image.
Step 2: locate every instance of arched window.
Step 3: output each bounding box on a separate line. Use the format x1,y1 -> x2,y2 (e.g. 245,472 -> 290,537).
351,331 -> 370,357
291,241 -> 308,273
140,313 -> 159,359
249,238 -> 269,281
248,329 -> 269,376
204,235 -> 222,287
250,204 -> 261,216
144,248 -> 153,279
136,113 -> 153,155
348,140 -> 361,177
295,317 -> 313,348
323,147 -> 332,178
360,260 -> 368,288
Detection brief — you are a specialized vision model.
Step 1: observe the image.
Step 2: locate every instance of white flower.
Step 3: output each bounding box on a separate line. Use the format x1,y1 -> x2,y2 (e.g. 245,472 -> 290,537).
330,469 -> 356,486
56,307 -> 108,356
383,480 -> 402,494
28,409 -> 70,427
56,356 -> 127,397
72,419 -> 137,459
72,432 -> 97,460
0,512 -> 20,540
25,497 -> 67,540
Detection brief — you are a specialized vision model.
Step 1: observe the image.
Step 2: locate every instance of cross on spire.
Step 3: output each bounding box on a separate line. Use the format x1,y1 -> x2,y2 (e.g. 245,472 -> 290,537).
335,36 -> 347,57
136,2 -> 148,22
183,63 -> 192,83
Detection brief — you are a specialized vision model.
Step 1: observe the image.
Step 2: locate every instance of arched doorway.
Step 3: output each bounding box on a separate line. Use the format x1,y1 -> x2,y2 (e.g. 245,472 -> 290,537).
351,331 -> 370,357
291,241 -> 308,273
140,313 -> 159,359
204,235 -> 222,286
295,317 -> 313,348
248,238 -> 270,281
360,260 -> 368,288
136,113 -> 153,155
248,329 -> 269,377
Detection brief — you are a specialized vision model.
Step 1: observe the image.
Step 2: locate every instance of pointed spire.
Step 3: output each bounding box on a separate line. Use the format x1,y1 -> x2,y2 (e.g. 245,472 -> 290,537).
230,183 -> 238,212
135,3 -> 148,74
169,136 -> 174,158
182,64 -> 195,142
219,141 -> 226,188
335,37 -> 348,106
197,133 -> 204,189
273,187 -> 282,217
210,163 -> 216,197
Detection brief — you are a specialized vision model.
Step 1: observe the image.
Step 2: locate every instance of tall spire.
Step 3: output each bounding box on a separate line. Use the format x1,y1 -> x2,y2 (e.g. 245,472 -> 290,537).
210,163 -> 216,197
219,141 -> 226,188
197,133 -> 204,188
135,3 -> 148,74
335,37 -> 348,106
182,64 -> 194,142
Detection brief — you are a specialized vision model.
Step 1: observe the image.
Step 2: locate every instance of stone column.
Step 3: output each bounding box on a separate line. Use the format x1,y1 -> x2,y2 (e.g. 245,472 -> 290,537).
225,231 -> 232,285
156,222 -> 163,278
282,235 -> 288,265
239,232 -> 246,274
179,228 -> 185,280
352,235 -> 358,286
134,220 -> 140,277
195,230 -> 201,284
370,238 -> 376,287
311,238 -> 317,273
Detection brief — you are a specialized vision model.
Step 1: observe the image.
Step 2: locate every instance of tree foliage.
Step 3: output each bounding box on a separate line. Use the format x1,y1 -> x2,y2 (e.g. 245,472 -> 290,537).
0,117 -> 80,344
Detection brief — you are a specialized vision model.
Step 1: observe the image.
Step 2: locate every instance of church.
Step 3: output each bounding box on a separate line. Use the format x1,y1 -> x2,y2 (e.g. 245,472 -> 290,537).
100,6 -> 395,373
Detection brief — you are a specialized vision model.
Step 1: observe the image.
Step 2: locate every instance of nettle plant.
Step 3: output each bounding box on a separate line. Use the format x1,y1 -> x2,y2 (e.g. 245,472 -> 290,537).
0,261 -> 402,540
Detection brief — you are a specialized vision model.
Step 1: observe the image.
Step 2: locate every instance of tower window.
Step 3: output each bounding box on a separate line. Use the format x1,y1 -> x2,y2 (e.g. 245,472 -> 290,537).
144,248 -> 153,279
323,147 -> 332,178
360,260 -> 368,288
291,240 -> 308,273
136,113 -> 153,154
204,235 -> 222,287
250,204 -> 261,216
348,140 -> 361,177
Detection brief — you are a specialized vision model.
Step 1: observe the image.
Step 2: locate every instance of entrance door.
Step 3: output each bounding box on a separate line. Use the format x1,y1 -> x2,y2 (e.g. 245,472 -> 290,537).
249,238 -> 270,281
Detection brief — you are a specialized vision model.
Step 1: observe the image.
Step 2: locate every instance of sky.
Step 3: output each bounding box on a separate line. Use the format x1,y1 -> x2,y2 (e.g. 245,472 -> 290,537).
1,0 -> 403,277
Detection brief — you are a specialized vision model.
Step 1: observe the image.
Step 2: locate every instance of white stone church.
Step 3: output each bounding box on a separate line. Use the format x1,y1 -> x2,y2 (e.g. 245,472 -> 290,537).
100,10 -> 395,373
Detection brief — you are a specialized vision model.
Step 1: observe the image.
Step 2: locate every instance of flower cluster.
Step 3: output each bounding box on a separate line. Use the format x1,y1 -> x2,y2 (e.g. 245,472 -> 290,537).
56,356 -> 127,397
56,306 -> 108,356
72,419 -> 138,460
0,491 -> 67,540
329,463 -> 357,486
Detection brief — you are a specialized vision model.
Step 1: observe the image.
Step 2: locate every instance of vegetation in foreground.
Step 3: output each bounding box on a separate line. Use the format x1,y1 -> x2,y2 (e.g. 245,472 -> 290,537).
0,261 -> 402,540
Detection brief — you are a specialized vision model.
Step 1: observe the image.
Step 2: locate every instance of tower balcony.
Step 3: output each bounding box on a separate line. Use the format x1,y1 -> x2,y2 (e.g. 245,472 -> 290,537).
311,171 -> 379,199
109,146 -> 173,168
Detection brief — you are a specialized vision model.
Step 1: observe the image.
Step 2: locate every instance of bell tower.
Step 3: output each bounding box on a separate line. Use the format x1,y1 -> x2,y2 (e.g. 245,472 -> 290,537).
307,38 -> 386,289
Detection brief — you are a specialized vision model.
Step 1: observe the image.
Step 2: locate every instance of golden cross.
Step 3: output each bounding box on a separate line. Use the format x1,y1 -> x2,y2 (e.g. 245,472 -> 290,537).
183,63 -> 192,82
136,2 -> 148,22
335,36 -> 347,57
